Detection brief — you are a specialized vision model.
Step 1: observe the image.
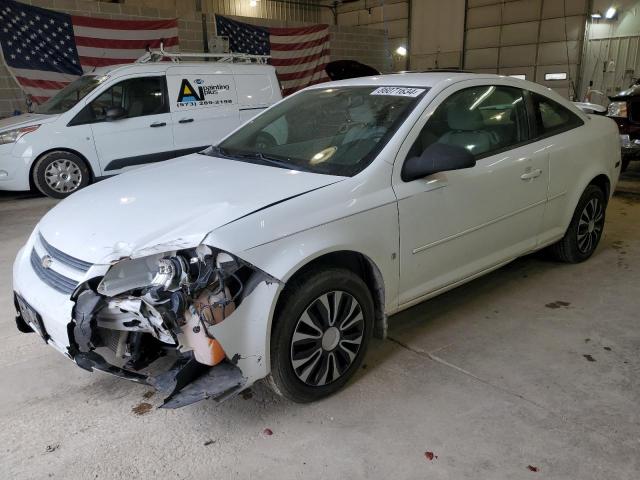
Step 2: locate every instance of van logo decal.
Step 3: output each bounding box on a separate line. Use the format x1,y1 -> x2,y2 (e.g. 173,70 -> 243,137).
177,79 -> 203,103
175,78 -> 234,108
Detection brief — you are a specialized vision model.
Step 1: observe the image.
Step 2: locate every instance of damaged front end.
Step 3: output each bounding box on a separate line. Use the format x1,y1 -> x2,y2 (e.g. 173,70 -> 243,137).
67,245 -> 276,408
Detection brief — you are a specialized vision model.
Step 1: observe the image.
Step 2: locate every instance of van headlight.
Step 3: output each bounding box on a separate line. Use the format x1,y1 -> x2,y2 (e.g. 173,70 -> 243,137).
0,125 -> 40,145
607,101 -> 628,118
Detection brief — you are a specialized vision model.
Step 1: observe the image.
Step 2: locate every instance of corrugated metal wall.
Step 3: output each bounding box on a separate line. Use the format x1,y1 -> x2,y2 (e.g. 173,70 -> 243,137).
410,0 -> 466,70
204,0 -> 322,23
464,0 -> 588,99
581,36 -> 640,103
579,1 -> 640,104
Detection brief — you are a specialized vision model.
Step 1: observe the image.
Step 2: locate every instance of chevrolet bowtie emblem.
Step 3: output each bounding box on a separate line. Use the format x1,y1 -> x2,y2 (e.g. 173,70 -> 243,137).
41,255 -> 53,269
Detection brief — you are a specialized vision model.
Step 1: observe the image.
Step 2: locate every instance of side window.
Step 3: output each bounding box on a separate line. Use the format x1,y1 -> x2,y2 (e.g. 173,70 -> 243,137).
407,85 -> 529,160
90,83 -> 124,120
88,76 -> 167,122
531,92 -> 583,137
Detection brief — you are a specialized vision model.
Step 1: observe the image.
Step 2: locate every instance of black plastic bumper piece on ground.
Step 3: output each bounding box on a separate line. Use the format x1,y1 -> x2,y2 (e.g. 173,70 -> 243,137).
150,356 -> 246,409
75,351 -> 149,384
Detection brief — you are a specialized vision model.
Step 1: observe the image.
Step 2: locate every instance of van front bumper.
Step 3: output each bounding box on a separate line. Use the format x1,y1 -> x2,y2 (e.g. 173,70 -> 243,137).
0,145 -> 31,191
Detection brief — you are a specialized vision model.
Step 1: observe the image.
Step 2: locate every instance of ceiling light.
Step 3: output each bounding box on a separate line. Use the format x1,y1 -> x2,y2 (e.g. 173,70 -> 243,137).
591,11 -> 602,18
395,46 -> 407,56
605,7 -> 617,19
250,0 -> 257,6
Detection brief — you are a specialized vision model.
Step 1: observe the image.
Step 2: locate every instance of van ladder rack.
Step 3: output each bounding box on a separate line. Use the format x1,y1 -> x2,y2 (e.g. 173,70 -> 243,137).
136,41 -> 270,64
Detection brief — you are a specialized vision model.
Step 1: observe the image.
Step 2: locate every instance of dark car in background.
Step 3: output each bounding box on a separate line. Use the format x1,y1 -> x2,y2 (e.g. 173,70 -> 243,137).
607,83 -> 640,171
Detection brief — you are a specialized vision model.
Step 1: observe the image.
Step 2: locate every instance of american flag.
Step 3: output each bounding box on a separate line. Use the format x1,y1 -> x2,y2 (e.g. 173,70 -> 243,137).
215,15 -> 330,96
0,0 -> 178,104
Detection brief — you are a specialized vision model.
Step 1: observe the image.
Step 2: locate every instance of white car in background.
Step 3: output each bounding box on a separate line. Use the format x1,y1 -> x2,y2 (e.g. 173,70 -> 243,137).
0,61 -> 281,198
13,73 -> 620,407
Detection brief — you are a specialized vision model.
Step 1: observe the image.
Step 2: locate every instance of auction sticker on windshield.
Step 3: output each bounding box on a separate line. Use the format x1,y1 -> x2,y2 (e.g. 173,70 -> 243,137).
370,87 -> 425,97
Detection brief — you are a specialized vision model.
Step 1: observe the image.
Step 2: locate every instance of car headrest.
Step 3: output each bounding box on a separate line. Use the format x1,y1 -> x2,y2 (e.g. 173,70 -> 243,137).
447,104 -> 485,131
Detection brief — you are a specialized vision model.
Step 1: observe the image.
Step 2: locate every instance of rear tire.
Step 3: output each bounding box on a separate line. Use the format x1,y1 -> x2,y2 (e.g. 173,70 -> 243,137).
549,184 -> 606,263
33,151 -> 90,199
268,268 -> 374,403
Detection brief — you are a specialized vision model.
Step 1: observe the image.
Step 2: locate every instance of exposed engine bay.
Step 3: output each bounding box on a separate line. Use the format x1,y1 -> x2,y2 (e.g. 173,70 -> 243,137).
66,245 -> 276,408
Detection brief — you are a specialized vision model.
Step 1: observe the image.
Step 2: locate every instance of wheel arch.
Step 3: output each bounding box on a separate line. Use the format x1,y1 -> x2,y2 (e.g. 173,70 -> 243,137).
28,148 -> 96,190
589,173 -> 611,202
272,250 -> 388,341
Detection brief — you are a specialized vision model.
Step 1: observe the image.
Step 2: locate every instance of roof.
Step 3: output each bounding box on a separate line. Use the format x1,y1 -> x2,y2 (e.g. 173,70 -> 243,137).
305,72 -> 588,120
86,61 -> 276,77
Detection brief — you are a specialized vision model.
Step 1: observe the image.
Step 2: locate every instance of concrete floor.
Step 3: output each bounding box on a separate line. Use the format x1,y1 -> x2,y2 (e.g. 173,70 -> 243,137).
0,181 -> 639,479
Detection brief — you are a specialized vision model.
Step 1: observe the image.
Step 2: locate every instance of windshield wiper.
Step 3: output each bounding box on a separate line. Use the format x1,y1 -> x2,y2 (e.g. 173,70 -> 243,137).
222,149 -> 314,173
204,146 -> 315,173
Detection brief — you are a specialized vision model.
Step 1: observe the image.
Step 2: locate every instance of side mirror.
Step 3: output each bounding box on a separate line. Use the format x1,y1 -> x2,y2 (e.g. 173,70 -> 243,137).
105,106 -> 127,121
402,143 -> 476,182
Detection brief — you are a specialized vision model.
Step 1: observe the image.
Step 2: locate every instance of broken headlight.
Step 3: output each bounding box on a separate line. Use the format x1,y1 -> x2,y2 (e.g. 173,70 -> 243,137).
97,253 -> 183,297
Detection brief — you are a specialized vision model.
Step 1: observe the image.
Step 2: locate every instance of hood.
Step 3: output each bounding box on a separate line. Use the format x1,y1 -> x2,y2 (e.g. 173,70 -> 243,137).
38,154 -> 344,264
609,84 -> 640,100
0,113 -> 59,132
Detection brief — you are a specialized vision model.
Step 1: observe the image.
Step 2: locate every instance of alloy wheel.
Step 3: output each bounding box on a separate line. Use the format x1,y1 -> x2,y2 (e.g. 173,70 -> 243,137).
577,197 -> 604,254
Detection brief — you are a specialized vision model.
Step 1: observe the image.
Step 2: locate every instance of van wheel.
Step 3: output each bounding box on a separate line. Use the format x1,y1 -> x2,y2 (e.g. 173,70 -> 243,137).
267,268 -> 373,403
33,151 -> 90,198
549,185 -> 606,263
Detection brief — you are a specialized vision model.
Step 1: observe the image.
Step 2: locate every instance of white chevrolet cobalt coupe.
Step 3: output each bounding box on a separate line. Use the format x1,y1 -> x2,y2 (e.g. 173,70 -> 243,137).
13,73 -> 620,407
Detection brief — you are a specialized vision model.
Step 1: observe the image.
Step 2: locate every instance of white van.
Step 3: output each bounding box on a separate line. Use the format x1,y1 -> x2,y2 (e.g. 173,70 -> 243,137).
0,60 -> 281,198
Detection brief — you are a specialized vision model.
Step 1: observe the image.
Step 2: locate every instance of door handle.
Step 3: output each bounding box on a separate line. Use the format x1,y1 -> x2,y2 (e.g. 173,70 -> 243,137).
179,118 -> 194,124
521,168 -> 542,180
150,122 -> 166,128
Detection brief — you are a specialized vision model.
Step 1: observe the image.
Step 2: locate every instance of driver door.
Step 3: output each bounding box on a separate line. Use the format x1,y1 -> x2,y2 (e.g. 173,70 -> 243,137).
393,82 -> 549,305
88,75 -> 175,175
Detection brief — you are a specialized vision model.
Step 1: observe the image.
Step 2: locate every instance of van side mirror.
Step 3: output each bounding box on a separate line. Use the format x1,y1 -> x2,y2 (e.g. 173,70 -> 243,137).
401,143 -> 476,182
105,107 -> 127,121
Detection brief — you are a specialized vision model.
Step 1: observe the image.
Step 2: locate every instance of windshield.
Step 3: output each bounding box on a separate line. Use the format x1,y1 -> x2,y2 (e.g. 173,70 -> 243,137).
36,75 -> 108,114
214,86 -> 427,176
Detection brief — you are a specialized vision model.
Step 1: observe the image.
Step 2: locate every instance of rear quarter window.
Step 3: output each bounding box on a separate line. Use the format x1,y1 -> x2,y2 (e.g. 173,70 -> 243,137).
531,92 -> 584,138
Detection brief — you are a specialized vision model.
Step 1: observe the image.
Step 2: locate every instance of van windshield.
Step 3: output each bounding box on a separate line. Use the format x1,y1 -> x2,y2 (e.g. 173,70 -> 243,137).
212,86 -> 426,177
37,75 -> 108,115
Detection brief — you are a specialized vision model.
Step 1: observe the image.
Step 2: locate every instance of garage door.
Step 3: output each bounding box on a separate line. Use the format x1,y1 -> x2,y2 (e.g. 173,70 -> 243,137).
580,35 -> 640,105
463,0 -> 588,99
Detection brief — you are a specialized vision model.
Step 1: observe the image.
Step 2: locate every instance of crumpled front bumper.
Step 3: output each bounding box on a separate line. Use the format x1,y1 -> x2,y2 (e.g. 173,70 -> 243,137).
12,239 -> 283,408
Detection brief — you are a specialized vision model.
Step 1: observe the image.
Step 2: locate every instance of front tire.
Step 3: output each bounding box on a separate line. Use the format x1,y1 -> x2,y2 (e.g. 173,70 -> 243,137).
33,151 -> 90,199
549,184 -> 606,263
268,268 -> 374,403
